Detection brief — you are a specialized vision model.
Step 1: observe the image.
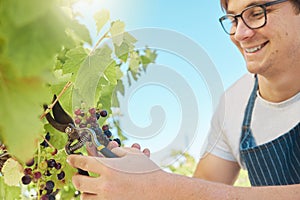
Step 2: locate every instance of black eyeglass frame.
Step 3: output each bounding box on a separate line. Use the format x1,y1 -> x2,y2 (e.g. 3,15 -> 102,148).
219,0 -> 289,35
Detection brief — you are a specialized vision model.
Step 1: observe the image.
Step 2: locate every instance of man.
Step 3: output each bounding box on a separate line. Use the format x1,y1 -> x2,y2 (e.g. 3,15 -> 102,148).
67,0 -> 300,199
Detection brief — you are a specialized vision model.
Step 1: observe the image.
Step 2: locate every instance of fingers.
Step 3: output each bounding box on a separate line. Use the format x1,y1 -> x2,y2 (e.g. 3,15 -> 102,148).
72,175 -> 100,194
80,193 -> 99,200
67,155 -> 103,174
131,143 -> 151,157
131,143 -> 141,149
111,147 -> 141,157
142,148 -> 151,157
86,143 -> 101,157
107,141 -> 119,150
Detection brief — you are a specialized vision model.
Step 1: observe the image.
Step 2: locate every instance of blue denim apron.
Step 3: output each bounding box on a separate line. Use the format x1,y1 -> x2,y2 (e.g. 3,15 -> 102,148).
240,76 -> 300,186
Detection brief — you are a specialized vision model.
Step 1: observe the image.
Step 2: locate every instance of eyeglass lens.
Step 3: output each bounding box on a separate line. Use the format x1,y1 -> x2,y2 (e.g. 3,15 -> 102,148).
221,5 -> 266,35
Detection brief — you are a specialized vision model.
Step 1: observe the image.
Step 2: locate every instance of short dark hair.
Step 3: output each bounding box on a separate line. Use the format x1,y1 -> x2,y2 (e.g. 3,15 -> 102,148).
220,0 -> 300,13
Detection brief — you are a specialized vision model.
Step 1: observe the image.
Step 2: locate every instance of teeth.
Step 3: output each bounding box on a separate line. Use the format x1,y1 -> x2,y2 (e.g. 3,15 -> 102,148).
245,45 -> 262,53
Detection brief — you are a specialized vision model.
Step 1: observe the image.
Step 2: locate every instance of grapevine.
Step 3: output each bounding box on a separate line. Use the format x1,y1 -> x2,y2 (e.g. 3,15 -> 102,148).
0,0 -> 157,199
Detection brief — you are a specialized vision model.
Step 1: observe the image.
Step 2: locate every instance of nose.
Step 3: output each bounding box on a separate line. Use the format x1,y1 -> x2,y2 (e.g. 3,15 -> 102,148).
233,18 -> 255,41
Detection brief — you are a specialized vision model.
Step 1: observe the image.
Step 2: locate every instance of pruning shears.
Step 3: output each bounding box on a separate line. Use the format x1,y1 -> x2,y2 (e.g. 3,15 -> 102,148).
43,95 -> 117,175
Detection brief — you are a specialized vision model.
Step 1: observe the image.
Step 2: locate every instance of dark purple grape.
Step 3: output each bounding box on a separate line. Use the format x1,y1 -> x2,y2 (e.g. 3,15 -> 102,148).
46,188 -> 53,195
45,132 -> 51,140
74,109 -> 82,116
48,194 -> 56,200
55,162 -> 61,170
40,195 -> 48,200
90,116 -> 97,123
24,168 -> 32,175
89,108 -> 96,115
45,170 -> 52,176
100,110 -> 108,117
40,140 -> 49,147
102,124 -> 109,131
33,171 -> 42,179
104,130 -> 112,138
57,171 -> 65,180
41,132 -> 51,147
21,175 -> 32,185
46,180 -> 55,190
47,159 -> 56,168
74,117 -> 81,125
26,158 -> 35,167
113,138 -> 121,147
96,112 -> 101,120
79,123 -> 87,128
91,122 -> 99,128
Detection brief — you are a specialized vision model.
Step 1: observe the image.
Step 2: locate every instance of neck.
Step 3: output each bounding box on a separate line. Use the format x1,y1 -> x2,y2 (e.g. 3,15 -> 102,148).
257,73 -> 300,103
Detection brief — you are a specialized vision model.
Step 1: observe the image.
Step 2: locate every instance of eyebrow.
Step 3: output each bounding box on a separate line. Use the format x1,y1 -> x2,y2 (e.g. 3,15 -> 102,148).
226,1 -> 269,14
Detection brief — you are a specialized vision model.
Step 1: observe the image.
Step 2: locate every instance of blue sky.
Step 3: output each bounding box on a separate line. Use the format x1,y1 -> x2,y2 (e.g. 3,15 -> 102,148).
83,0 -> 247,87
74,0 -> 248,165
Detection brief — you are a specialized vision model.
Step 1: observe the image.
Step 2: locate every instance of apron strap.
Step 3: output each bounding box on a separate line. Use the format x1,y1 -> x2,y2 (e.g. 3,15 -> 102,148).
241,74 -> 258,129
240,75 -> 258,150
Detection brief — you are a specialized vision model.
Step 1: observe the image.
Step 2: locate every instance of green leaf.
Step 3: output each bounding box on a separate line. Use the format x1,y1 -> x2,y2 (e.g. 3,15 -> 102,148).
72,45 -> 114,108
63,46 -> 88,76
114,32 -> 136,62
129,51 -> 141,73
1,158 -> 23,186
110,20 -> 125,46
141,48 -> 157,66
114,42 -> 130,62
0,176 -> 21,200
66,18 -> 92,46
94,9 -> 110,34
0,0 -> 53,27
104,61 -> 123,85
97,84 -> 116,114
0,78 -> 50,163
0,6 -> 74,78
44,124 -> 68,150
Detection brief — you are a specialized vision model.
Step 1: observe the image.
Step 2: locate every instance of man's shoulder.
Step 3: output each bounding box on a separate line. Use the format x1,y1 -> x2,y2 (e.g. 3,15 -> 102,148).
226,73 -> 254,95
221,73 -> 255,109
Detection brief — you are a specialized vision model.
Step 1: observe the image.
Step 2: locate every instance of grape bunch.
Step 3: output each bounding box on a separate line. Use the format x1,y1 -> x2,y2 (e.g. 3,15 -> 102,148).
73,105 -> 121,147
20,132 -> 66,200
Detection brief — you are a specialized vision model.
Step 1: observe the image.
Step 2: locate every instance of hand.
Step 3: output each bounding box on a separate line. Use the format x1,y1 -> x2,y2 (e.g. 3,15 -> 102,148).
67,147 -> 164,200
86,142 -> 151,158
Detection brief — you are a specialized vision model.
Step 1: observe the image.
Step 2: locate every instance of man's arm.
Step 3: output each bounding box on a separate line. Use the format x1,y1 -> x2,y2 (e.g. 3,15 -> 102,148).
67,149 -> 300,200
193,153 -> 240,185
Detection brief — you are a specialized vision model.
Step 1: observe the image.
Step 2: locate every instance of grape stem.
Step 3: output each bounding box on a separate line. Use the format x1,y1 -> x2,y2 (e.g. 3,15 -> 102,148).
40,81 -> 72,119
41,136 -> 56,151
90,30 -> 110,55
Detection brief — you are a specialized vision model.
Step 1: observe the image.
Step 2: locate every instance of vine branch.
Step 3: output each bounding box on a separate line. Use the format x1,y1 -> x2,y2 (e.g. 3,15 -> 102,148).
90,31 -> 110,55
40,81 -> 72,119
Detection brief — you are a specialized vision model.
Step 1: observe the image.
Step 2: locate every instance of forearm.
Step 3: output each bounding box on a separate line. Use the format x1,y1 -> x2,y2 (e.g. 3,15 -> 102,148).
160,172 -> 300,200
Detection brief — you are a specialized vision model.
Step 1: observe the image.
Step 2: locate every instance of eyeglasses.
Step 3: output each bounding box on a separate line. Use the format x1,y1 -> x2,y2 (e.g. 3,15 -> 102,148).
219,0 -> 288,35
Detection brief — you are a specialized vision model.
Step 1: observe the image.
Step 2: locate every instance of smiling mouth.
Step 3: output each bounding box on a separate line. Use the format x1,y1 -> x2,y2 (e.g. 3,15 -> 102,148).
245,41 -> 268,53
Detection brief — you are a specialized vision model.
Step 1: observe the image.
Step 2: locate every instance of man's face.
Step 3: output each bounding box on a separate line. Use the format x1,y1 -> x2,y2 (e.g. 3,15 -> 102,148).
227,0 -> 300,76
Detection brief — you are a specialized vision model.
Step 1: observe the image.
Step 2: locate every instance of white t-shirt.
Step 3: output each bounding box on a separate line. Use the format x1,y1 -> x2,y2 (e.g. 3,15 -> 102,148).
206,73 -> 300,168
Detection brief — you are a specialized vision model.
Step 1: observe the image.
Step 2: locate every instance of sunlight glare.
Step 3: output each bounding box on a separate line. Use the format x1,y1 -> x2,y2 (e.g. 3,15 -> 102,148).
72,0 -> 119,19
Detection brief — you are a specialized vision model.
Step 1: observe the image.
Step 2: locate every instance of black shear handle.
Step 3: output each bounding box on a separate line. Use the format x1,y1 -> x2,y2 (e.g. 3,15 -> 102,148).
76,147 -> 117,176
100,147 -> 118,158
78,168 -> 89,176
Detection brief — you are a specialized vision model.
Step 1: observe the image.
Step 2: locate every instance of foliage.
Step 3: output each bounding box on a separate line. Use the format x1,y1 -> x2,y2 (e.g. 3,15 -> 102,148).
167,152 -> 197,177
234,170 -> 251,187
167,152 -> 251,187
0,0 -> 157,199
